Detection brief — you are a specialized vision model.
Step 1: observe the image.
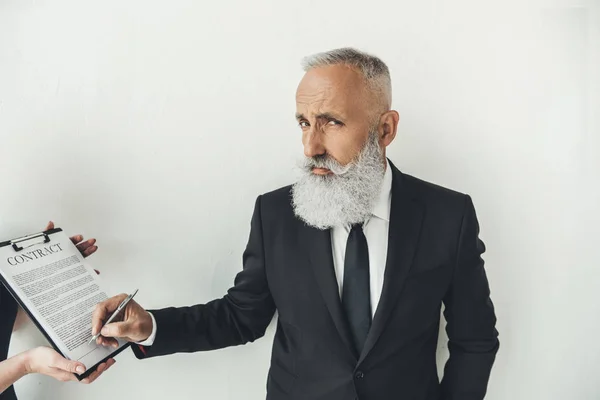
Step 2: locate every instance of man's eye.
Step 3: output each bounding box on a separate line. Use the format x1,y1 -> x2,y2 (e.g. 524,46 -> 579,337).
299,121 -> 310,128
328,120 -> 343,126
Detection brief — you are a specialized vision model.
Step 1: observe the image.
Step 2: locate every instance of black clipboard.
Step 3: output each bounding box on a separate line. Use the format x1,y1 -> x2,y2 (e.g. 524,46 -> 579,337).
0,227 -> 131,381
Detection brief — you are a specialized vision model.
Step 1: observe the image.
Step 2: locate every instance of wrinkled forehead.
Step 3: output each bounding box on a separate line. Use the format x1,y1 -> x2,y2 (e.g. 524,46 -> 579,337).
295,65 -> 370,118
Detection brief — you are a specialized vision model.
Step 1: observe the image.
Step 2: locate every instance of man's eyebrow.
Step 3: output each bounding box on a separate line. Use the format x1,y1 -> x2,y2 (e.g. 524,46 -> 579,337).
316,112 -> 343,121
295,112 -> 344,121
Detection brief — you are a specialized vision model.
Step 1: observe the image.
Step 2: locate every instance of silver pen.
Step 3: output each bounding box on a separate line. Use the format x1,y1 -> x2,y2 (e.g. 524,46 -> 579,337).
88,289 -> 139,345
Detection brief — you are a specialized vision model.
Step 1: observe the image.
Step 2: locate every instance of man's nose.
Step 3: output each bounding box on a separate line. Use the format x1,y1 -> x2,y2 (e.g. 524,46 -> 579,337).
303,129 -> 325,158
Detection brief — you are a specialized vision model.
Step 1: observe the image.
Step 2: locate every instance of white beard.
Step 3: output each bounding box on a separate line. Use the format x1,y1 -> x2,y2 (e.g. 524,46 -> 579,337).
291,132 -> 386,230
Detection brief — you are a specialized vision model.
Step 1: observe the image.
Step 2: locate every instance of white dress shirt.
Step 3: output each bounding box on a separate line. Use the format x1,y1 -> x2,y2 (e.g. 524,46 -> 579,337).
330,159 -> 392,318
137,159 -> 393,346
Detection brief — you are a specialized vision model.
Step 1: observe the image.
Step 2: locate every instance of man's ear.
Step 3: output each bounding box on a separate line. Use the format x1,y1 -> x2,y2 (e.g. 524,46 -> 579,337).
379,110 -> 399,147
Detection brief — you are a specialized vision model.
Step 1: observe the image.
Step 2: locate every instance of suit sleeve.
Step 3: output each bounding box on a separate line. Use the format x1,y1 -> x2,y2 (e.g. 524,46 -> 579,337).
440,195 -> 499,400
132,195 -> 276,359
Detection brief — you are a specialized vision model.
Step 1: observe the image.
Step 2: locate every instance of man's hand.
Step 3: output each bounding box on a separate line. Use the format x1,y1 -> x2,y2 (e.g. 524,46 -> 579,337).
45,221 -> 98,259
92,294 -> 153,347
21,346 -> 115,384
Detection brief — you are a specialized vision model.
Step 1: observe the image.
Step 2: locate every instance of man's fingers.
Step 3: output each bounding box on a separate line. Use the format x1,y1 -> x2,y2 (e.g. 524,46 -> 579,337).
76,239 -> 97,258
70,235 -> 84,245
98,336 -> 119,348
91,294 -> 127,335
81,245 -> 98,258
45,221 -> 54,231
70,235 -> 99,258
91,308 -> 107,336
101,321 -> 131,338
76,238 -> 96,252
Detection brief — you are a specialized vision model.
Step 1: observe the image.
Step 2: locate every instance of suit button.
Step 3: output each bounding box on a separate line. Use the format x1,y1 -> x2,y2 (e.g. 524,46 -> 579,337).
355,371 -> 364,379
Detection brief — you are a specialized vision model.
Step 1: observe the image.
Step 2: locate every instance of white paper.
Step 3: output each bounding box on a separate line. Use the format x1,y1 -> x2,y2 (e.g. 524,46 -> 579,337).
0,230 -> 127,370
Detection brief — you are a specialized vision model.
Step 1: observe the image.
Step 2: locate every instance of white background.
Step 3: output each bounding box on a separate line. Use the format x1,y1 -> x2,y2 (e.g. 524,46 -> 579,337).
1,0 -> 599,399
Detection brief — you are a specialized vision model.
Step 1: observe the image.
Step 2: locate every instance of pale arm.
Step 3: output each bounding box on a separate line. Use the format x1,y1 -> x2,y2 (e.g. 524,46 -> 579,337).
0,346 -> 114,393
0,352 -> 27,394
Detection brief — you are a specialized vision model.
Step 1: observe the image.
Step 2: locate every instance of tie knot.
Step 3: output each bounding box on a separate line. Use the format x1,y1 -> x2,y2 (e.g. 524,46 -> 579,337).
350,223 -> 364,232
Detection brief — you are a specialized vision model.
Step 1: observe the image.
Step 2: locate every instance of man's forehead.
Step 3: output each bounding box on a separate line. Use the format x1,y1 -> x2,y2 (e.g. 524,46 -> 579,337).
297,66 -> 363,93
296,87 -> 344,112
295,95 -> 353,121
296,66 -> 366,113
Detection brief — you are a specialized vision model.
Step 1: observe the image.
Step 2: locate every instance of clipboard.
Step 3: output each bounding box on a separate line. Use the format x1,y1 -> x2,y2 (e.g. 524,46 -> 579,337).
0,228 -> 131,381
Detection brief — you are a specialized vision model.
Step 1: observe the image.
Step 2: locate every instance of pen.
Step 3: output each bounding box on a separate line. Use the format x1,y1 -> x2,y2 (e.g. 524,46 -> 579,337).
88,289 -> 139,345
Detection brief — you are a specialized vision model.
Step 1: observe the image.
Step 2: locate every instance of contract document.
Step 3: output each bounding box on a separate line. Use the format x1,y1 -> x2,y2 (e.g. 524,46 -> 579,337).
0,228 -> 129,380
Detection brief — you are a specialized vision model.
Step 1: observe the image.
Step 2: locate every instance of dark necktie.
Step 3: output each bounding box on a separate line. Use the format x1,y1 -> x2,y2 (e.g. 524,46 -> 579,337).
342,223 -> 371,355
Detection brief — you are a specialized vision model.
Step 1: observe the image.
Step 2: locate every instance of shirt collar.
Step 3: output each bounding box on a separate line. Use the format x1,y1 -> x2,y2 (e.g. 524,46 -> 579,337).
371,158 -> 393,223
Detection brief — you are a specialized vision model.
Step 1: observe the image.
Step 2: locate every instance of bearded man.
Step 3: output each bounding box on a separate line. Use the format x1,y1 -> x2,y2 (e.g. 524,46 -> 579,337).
92,48 -> 499,400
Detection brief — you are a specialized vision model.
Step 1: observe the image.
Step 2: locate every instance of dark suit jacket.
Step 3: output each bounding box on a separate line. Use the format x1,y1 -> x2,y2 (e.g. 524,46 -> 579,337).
133,160 -> 499,400
0,286 -> 19,400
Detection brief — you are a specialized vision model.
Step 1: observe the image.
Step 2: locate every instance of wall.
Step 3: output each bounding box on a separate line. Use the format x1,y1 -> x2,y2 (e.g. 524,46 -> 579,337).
1,0 -> 599,399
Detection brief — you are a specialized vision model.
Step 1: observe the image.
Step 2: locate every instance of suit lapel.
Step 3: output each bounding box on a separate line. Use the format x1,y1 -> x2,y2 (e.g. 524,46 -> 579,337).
358,163 -> 424,365
299,223 -> 358,362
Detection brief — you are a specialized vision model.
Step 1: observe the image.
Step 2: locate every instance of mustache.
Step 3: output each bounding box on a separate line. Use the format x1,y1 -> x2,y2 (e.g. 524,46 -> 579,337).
301,154 -> 352,176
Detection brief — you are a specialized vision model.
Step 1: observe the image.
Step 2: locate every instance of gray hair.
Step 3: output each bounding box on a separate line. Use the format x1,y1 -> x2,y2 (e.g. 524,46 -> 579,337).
301,47 -> 392,110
